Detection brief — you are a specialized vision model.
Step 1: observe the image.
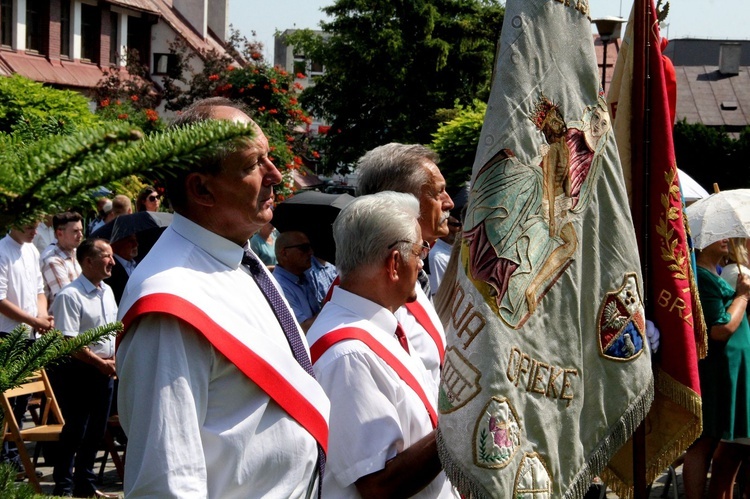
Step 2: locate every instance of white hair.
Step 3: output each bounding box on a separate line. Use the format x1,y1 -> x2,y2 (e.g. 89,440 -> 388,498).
334,191 -> 420,279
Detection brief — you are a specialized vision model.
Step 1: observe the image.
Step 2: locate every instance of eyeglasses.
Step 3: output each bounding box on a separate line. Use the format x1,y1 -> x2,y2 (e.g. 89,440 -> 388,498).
387,239 -> 430,260
285,242 -> 312,252
147,195 -> 160,202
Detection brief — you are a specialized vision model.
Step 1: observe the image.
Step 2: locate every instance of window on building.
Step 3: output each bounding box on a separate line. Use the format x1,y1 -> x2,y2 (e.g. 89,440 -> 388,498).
60,0 -> 70,57
309,59 -> 324,76
109,11 -> 119,65
293,58 -> 306,76
26,0 -> 48,54
80,3 -> 100,62
152,53 -> 178,76
1,0 -> 13,48
127,15 -> 149,67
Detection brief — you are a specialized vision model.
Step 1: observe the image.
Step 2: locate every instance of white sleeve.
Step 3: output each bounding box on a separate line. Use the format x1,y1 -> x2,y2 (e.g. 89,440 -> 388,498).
116,314 -> 213,498
316,349 -> 405,489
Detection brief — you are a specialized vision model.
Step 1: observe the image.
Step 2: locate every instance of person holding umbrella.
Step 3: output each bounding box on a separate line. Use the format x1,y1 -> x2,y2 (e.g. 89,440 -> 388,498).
683,236 -> 750,499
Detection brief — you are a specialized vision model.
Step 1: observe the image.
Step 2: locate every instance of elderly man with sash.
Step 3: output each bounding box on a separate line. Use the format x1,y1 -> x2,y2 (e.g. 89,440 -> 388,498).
307,191 -> 457,498
116,97 -> 329,498
355,144 -> 453,389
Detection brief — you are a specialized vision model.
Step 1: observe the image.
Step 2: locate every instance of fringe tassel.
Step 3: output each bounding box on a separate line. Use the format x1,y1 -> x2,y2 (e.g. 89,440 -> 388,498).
438,381 -> 655,498
601,368 -> 702,499
572,379 -> 655,499
437,427 -> 490,499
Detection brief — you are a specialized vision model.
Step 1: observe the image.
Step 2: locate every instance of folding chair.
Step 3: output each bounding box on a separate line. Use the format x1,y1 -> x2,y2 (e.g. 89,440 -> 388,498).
0,369 -> 65,492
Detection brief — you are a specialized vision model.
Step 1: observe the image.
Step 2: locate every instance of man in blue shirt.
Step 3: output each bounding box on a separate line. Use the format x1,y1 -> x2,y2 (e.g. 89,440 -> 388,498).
273,231 -> 320,332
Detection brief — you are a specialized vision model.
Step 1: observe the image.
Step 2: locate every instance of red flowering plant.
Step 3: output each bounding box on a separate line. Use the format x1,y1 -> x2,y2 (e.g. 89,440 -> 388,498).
94,49 -> 165,134
161,29 -> 319,200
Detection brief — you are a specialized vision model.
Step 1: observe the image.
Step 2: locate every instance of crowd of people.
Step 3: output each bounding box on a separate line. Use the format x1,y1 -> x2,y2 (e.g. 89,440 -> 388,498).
1,95 -> 747,498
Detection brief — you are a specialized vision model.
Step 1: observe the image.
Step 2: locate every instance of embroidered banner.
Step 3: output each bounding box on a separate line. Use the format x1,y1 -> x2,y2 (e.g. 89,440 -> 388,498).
603,3 -> 705,496
436,1 -> 654,497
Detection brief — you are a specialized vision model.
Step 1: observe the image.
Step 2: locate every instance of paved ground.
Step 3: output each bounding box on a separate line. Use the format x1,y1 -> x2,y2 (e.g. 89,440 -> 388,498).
19,449 -> 684,498
18,441 -> 123,497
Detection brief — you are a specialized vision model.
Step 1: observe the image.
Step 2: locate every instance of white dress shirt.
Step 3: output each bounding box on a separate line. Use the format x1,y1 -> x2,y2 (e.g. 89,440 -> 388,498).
427,238 -> 452,295
52,275 -> 117,358
117,214 -> 321,499
0,235 -> 43,335
308,287 -> 456,498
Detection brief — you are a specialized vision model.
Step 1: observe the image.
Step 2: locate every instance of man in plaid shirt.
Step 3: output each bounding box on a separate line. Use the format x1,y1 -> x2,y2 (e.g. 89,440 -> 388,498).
41,211 -> 84,307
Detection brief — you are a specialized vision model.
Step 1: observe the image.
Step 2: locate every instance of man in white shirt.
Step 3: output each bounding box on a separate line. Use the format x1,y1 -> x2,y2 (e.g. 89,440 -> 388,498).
50,238 -> 118,498
41,211 -> 84,306
32,214 -> 55,254
0,222 -> 54,471
307,192 -> 456,498
356,143 -> 454,388
116,97 -> 329,498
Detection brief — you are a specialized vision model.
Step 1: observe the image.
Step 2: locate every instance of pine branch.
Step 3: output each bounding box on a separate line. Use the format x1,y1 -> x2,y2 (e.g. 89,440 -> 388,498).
0,322 -> 121,394
0,120 -> 254,229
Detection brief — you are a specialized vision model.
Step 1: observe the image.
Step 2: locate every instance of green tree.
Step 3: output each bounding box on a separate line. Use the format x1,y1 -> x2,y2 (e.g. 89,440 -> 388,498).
673,121 -> 750,191
431,99 -> 486,189
286,0 -> 504,172
0,75 -> 100,137
158,30 -> 318,199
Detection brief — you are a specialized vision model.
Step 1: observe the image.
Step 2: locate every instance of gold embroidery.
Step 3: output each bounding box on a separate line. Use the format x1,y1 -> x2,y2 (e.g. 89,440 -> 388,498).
656,167 -> 689,281
507,347 -> 578,406
449,283 -> 487,349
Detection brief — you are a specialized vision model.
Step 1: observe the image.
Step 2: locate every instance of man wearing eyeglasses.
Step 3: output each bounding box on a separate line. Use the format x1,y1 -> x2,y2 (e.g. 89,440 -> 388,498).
273,231 -> 320,332
307,191 -> 457,498
356,143 -> 454,391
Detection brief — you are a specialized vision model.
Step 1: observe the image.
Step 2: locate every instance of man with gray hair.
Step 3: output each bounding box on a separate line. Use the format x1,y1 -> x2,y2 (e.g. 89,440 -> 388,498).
116,97 -> 329,498
307,191 -> 456,498
355,143 -> 454,389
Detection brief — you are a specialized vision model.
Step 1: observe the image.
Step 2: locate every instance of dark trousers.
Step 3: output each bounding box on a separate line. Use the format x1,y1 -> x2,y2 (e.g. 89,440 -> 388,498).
49,358 -> 114,496
0,331 -> 34,469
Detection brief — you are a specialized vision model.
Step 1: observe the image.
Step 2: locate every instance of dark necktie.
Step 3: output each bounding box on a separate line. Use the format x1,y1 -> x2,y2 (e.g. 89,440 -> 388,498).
241,248 -> 325,491
417,268 -> 431,296
395,323 -> 410,354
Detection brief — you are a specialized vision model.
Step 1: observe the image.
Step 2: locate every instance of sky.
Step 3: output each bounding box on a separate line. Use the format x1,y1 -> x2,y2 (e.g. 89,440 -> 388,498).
229,0 -> 749,60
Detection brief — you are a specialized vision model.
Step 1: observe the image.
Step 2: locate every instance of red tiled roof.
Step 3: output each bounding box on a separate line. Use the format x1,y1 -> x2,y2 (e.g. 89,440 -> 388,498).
0,51 -> 105,89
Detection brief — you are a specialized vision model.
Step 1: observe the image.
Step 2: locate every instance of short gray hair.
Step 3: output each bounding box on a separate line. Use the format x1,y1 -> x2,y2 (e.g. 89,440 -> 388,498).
334,191 -> 420,279
356,143 -> 439,198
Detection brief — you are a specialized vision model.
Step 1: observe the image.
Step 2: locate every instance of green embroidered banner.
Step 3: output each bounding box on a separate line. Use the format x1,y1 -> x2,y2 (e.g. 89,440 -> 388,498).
436,1 -> 654,497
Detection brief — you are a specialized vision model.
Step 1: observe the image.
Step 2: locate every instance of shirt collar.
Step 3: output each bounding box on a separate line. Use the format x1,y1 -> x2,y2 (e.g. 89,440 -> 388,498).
78,274 -> 104,295
171,213 -> 245,269
330,287 -> 398,334
274,265 -> 303,284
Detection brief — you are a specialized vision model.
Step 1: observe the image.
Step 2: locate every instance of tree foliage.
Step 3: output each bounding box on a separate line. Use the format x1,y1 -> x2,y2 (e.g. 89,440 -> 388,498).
0,74 -> 99,136
673,121 -> 750,192
156,29 -> 318,199
431,100 -> 486,189
286,0 -> 504,172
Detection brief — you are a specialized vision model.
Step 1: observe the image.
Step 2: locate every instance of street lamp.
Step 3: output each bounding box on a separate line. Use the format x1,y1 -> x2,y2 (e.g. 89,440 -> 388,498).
592,16 -> 626,93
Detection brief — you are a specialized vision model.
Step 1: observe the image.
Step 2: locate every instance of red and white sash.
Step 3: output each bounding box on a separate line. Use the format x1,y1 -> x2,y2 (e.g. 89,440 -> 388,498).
118,236 -> 330,453
325,276 -> 445,365
310,326 -> 438,428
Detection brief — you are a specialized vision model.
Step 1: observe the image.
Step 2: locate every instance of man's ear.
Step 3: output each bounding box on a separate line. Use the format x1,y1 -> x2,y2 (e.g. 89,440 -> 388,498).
184,173 -> 215,207
386,250 -> 401,283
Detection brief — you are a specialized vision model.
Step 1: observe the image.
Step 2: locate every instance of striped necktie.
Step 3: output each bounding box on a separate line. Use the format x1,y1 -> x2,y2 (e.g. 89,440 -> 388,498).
242,248 -> 325,493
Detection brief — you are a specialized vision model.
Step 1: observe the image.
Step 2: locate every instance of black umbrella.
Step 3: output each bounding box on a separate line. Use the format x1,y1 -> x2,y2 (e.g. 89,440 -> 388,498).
272,191 -> 355,264
91,212 -> 173,262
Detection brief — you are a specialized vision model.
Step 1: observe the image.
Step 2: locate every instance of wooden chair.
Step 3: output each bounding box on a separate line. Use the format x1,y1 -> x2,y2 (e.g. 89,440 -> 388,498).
97,414 -> 125,482
0,369 -> 65,492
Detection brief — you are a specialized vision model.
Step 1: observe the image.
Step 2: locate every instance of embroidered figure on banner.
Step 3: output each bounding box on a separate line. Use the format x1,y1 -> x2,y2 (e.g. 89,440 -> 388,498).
513,452 -> 553,498
598,272 -> 647,361
463,95 -> 612,328
473,396 -> 522,469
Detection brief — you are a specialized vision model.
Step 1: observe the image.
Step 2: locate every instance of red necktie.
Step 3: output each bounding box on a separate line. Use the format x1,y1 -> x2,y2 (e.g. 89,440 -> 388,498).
395,324 -> 410,354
